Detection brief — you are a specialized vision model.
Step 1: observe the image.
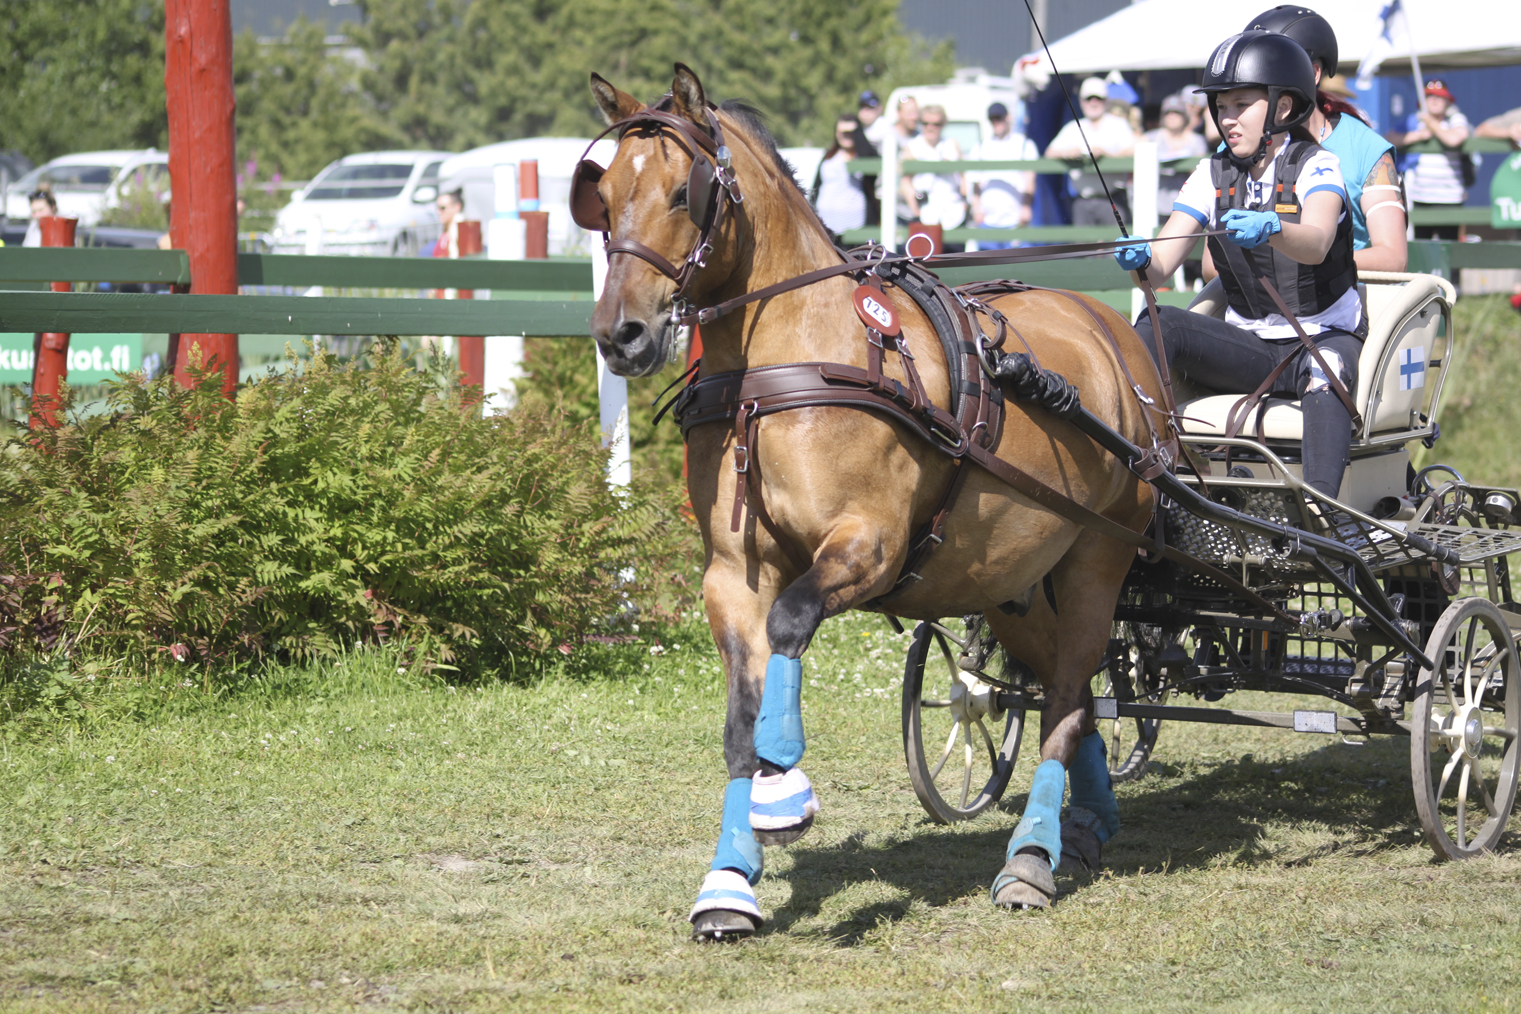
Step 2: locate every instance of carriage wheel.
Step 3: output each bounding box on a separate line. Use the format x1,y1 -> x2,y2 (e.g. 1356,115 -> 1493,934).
1091,624 -> 1173,783
1411,597 -> 1521,860
902,619 -> 1024,824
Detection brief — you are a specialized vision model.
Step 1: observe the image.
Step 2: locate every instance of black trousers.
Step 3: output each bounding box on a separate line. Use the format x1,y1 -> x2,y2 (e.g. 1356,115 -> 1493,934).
1133,304 -> 1362,498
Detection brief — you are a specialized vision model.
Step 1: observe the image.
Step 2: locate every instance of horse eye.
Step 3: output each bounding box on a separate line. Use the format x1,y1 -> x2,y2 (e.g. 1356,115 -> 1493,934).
672,185 -> 689,209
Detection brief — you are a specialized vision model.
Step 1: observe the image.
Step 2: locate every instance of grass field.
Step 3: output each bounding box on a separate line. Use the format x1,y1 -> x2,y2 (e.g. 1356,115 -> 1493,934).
2,297 -> 1520,1013
3,610 -> 1520,1013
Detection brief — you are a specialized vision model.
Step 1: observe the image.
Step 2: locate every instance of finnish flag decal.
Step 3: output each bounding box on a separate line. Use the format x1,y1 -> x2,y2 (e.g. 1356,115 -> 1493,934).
1399,346 -> 1425,391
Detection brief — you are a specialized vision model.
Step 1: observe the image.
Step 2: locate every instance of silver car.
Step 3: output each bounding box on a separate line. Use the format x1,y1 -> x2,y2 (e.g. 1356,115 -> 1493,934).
269,150 -> 454,257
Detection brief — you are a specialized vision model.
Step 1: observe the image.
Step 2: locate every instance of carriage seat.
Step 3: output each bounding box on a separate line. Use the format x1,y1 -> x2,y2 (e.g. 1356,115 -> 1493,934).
1174,272 -> 1455,447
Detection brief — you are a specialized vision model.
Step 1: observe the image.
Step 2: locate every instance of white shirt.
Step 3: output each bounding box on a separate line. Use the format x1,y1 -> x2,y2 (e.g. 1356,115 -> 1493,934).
1405,109 -> 1470,204
904,135 -> 967,228
967,132 -> 1039,228
1047,113 -> 1136,196
1173,143 -> 1360,340
814,152 -> 866,234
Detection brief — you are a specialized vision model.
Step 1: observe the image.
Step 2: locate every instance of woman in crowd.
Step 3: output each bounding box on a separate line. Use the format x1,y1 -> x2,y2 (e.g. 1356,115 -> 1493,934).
810,113 -> 871,238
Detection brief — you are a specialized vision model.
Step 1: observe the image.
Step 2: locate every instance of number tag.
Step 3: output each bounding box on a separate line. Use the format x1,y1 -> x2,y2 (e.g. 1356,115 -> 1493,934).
852,286 -> 901,337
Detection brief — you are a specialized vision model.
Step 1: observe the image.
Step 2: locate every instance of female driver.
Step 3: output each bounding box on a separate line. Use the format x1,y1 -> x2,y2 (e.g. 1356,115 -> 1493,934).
1117,31 -> 1361,502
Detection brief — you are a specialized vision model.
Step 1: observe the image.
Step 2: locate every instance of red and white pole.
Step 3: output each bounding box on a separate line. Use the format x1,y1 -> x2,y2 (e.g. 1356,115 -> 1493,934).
30,216 -> 79,429
165,0 -> 239,397
456,220 -> 485,393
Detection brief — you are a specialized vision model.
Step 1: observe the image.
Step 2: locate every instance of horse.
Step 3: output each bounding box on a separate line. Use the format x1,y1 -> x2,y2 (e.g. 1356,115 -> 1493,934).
580,64 -> 1165,939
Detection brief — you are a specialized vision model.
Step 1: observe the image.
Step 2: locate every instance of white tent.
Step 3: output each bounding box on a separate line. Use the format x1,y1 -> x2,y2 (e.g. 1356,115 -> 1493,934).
1014,0 -> 1519,84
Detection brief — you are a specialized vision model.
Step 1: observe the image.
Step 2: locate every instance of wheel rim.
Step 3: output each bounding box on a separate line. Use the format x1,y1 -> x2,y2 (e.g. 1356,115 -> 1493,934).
1092,624 -> 1170,783
1412,597 -> 1521,859
902,620 -> 1022,823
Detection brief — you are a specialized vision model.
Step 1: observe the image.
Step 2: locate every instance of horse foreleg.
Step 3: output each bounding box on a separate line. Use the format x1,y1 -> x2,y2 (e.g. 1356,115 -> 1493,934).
992,529 -> 1137,909
749,516 -> 898,844
689,562 -> 774,941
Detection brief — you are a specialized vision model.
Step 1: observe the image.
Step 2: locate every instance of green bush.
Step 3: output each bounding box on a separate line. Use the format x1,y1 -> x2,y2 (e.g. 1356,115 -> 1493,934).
0,342 -> 689,679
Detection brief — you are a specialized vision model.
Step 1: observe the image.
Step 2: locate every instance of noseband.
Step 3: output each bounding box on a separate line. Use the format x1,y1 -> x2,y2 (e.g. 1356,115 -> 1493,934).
571,101 -> 744,318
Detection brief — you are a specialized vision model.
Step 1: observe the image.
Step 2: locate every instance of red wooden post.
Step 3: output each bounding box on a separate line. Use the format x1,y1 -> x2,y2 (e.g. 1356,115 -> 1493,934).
29,216 -> 79,429
165,0 -> 239,397
520,161 -> 549,259
455,221 -> 484,391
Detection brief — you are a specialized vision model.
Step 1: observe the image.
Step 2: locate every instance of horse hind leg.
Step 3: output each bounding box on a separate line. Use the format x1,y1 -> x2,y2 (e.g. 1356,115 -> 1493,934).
988,529 -> 1135,909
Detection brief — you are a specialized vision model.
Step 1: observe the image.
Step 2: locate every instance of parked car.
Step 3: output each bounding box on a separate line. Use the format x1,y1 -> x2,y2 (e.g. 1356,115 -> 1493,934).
437,137 -> 615,257
4,149 -> 169,228
268,151 -> 453,257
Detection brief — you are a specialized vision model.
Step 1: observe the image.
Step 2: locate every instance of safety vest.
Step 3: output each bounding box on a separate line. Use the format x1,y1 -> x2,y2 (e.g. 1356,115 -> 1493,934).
1207,140 -> 1357,323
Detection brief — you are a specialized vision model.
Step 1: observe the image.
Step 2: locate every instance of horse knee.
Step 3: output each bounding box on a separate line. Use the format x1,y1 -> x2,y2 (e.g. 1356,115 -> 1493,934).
765,582 -> 825,659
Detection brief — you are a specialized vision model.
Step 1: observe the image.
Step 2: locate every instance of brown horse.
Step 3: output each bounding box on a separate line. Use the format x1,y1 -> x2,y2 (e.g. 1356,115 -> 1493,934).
584,65 -> 1164,939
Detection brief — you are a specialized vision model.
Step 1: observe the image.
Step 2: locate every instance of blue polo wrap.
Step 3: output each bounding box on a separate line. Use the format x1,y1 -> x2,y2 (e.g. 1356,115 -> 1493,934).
753,654 -> 805,770
711,778 -> 764,885
1067,730 -> 1121,843
1005,758 -> 1066,871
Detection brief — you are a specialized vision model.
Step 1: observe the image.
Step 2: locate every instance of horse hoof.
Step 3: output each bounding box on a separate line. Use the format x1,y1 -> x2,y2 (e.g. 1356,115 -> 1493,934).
991,852 -> 1056,910
691,909 -> 760,942
752,814 -> 814,847
1058,810 -> 1104,876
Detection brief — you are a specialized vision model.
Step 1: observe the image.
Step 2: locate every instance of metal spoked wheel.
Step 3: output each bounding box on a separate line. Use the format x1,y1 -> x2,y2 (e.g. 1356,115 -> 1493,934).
1091,623 -> 1173,783
1411,597 -> 1521,859
902,618 -> 1024,823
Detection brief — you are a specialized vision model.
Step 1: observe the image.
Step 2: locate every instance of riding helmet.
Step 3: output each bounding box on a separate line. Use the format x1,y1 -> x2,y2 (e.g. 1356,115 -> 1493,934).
1197,30 -> 1318,137
1243,5 -> 1339,78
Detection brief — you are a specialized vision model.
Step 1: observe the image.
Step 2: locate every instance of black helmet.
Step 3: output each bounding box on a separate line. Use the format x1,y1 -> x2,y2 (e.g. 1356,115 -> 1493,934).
1198,31 -> 1317,137
1244,5 -> 1339,78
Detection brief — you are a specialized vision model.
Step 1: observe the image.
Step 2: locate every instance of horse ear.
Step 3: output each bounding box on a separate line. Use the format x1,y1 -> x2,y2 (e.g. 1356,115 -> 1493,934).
590,73 -> 643,125
670,62 -> 708,125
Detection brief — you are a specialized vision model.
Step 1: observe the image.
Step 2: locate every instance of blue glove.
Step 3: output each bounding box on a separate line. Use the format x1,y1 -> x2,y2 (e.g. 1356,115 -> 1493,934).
1221,208 -> 1282,249
1113,236 -> 1152,271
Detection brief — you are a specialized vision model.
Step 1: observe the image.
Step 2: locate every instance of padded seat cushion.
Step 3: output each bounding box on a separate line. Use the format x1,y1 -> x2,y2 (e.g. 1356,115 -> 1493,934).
1178,273 -> 1449,442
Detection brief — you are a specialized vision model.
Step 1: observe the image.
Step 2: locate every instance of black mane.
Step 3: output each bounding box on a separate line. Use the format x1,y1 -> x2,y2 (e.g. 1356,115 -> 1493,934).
717,100 -> 804,194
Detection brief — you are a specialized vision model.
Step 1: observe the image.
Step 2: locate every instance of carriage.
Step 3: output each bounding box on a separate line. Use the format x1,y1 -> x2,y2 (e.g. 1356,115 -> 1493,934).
901,269 -> 1521,861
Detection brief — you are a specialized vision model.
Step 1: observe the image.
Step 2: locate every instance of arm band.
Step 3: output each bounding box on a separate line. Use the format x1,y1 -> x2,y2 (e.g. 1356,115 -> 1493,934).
1362,185 -> 1403,193
1366,201 -> 1406,216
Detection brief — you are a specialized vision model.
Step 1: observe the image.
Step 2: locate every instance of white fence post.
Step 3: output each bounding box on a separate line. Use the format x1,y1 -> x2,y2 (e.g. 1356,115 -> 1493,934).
592,244 -> 631,491
484,162 -> 527,414
1130,139 -> 1160,322
881,122 -> 898,252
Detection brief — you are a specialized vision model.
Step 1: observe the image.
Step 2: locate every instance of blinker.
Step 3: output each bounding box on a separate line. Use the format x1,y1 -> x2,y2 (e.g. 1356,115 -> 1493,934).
569,158 -> 609,232
688,152 -> 718,230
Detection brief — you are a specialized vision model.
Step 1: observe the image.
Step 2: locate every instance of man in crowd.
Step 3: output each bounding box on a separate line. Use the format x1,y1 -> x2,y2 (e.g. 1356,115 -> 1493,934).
1476,106 -> 1521,146
858,90 -> 888,148
1045,75 -> 1137,225
1386,79 -> 1471,240
965,101 -> 1038,248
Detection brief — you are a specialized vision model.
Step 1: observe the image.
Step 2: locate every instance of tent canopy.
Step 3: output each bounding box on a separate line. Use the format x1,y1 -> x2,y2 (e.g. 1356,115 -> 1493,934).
1016,0 -> 1521,79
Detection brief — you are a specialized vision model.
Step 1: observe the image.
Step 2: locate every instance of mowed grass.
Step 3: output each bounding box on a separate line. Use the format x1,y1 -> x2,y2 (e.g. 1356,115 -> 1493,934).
1415,294 -> 1521,488
3,610 -> 1520,1014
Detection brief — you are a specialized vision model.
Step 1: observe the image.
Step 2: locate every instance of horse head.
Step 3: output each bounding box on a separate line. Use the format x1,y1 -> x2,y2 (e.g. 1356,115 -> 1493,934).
580,64 -> 754,377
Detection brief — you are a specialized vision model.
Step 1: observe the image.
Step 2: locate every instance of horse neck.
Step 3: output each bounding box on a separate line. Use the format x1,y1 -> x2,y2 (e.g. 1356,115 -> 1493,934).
696,145 -> 852,374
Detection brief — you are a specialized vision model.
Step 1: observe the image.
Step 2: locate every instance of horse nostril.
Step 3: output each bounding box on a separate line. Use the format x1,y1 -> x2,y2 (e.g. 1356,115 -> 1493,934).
613,318 -> 648,349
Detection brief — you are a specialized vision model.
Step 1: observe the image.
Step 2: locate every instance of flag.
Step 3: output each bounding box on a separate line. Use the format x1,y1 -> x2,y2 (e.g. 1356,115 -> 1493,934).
1356,0 -> 1411,91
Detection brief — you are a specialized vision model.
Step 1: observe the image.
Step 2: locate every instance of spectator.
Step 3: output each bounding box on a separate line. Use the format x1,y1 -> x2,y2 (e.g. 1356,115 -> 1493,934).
894,95 -> 920,146
432,188 -> 464,258
900,103 -> 966,229
1045,75 -> 1137,225
858,90 -> 888,148
1476,106 -> 1521,146
21,188 -> 56,247
810,113 -> 871,237
1387,79 -> 1471,240
965,101 -> 1038,248
1144,93 -> 1208,213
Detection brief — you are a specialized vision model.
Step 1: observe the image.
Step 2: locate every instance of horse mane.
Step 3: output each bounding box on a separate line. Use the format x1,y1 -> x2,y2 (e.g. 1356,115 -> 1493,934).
716,100 -> 805,197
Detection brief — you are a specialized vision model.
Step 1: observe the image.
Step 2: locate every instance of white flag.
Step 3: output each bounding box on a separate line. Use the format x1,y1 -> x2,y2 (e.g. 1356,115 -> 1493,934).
1356,0 -> 1410,90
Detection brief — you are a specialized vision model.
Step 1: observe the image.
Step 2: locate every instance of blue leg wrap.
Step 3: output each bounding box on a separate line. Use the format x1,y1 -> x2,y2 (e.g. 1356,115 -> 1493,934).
1067,730 -> 1121,844
1005,758 -> 1066,871
753,654 -> 805,770
711,778 -> 764,885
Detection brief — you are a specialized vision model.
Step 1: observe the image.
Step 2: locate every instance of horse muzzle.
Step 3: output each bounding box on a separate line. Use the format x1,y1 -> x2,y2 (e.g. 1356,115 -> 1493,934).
592,311 -> 675,378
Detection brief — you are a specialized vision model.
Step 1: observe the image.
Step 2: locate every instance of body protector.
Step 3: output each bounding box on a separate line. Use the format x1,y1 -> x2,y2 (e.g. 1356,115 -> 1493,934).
1206,139 -> 1357,324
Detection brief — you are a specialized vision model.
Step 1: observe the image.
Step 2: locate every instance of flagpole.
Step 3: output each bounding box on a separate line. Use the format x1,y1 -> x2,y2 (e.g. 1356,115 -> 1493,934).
1403,1 -> 1425,115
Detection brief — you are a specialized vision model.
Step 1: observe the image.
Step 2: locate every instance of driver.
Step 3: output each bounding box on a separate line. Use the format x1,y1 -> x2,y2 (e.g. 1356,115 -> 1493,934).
1116,31 -> 1361,504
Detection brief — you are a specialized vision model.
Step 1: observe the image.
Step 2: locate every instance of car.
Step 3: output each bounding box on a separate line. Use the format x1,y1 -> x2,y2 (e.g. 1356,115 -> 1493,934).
268,151 -> 454,257
4,149 -> 169,228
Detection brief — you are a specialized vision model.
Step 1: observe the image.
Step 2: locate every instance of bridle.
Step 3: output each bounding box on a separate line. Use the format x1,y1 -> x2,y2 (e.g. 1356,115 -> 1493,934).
570,99 -> 744,322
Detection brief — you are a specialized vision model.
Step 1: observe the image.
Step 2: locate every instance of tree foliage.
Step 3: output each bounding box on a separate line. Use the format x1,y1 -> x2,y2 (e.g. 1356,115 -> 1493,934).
0,0 -> 168,162
2,0 -> 951,174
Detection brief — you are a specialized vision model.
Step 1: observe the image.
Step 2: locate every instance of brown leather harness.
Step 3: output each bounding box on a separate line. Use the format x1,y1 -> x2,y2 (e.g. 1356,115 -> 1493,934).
576,100 -> 1291,617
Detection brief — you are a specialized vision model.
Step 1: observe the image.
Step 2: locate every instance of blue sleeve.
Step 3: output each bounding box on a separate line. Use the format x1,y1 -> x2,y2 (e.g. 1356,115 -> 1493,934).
1173,203 -> 1209,226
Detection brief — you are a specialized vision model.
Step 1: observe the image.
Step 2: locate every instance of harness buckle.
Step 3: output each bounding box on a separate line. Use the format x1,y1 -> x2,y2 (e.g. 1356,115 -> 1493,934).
1131,383 -> 1155,407
733,444 -> 750,473
691,241 -> 713,269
